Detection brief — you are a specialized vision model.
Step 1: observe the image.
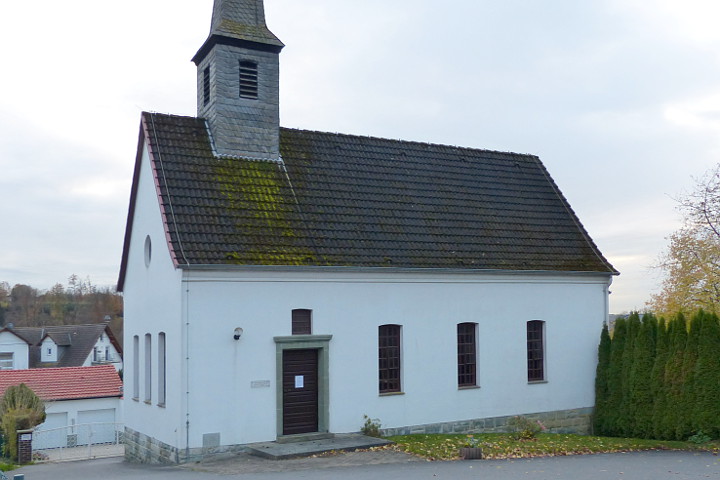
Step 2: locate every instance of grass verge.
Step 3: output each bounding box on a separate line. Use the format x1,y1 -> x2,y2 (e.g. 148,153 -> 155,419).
386,433 -> 720,461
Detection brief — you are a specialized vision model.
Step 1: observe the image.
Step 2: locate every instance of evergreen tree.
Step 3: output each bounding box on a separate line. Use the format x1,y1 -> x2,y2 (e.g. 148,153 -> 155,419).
618,313 -> 641,436
629,314 -> 657,438
691,312 -> 720,438
603,317 -> 627,436
661,313 -> 687,440
677,311 -> 702,439
651,317 -> 669,439
593,322 -> 612,435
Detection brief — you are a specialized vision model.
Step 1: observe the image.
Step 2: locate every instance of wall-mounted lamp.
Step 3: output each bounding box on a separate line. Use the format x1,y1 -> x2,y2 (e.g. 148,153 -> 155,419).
233,327 -> 244,340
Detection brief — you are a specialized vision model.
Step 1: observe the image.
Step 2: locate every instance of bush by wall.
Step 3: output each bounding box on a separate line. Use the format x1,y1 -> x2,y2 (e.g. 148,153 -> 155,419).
594,310 -> 720,440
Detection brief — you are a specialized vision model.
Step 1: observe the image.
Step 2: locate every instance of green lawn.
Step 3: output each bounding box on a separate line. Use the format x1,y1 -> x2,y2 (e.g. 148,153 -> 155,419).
386,433 -> 720,460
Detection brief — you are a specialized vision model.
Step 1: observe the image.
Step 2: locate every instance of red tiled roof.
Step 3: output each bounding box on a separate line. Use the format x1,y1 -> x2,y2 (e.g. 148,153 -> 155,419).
0,365 -> 122,401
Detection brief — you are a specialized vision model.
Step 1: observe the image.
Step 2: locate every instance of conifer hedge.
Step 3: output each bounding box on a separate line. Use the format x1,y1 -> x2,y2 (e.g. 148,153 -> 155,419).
594,310 -> 720,440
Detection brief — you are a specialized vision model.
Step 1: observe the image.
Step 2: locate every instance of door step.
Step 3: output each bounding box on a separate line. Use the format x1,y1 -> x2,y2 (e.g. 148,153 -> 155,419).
246,433 -> 392,460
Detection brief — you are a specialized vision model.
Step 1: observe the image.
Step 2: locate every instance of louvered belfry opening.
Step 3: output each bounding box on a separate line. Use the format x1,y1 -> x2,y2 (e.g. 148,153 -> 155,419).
203,66 -> 211,106
239,61 -> 259,99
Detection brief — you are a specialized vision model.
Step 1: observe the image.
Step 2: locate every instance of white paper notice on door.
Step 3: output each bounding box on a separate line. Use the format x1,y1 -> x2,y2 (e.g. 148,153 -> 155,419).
295,375 -> 304,388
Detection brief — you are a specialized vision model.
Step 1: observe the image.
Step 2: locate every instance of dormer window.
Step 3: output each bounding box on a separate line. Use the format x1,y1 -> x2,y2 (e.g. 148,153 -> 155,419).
239,61 -> 258,99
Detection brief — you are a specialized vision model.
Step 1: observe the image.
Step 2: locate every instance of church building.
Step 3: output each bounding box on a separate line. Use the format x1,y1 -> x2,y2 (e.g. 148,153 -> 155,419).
118,0 -> 617,463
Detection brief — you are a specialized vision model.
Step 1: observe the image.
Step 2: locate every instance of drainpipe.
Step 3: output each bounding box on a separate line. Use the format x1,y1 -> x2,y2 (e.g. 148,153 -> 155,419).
184,269 -> 191,461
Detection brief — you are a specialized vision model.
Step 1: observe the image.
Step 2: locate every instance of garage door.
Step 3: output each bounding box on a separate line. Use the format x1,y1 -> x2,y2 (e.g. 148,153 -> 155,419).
33,412 -> 69,449
77,409 -> 116,445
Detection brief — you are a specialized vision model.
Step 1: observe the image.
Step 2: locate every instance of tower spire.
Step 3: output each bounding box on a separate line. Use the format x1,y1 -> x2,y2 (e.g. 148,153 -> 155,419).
193,0 -> 283,160
209,0 -> 283,48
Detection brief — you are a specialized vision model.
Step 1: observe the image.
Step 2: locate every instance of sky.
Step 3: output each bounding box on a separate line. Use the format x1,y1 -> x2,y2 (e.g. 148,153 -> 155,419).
2,0 -> 720,313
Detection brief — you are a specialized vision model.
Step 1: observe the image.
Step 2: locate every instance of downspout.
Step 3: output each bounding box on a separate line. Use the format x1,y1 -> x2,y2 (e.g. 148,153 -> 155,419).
184,268 -> 191,461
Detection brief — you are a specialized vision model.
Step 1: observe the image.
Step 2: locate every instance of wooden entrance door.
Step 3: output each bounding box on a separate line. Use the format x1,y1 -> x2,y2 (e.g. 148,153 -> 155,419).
282,349 -> 319,435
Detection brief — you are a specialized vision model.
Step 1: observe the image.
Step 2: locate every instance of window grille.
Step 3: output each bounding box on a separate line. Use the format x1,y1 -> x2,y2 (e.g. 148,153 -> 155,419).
457,323 -> 477,387
527,320 -> 545,382
379,324 -> 401,393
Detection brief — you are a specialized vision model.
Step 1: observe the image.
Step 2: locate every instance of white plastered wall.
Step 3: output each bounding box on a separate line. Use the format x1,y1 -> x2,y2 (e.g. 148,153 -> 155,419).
179,268 -> 610,447
122,140 -> 184,452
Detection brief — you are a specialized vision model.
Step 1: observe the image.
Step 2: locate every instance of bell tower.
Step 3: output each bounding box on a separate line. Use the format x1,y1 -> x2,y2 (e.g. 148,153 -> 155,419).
192,0 -> 284,160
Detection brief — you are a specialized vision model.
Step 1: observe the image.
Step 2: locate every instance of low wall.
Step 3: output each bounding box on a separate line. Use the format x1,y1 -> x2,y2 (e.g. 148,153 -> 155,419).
381,407 -> 593,437
125,407 -> 593,464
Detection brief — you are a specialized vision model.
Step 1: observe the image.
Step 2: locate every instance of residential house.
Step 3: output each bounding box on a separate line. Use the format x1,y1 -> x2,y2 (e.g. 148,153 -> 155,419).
0,365 -> 123,449
118,0 -> 618,464
0,323 -> 123,372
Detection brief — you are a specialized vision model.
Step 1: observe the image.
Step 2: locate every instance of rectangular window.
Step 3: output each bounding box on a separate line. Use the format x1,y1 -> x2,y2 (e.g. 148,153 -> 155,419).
457,323 -> 477,387
292,309 -> 312,335
527,320 -> 545,382
158,332 -> 166,407
239,61 -> 258,99
379,324 -> 401,394
132,335 -> 139,400
144,334 -> 152,403
203,66 -> 210,105
0,353 -> 13,370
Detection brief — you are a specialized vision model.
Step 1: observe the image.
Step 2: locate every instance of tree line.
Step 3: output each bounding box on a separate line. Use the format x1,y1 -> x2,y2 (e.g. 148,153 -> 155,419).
594,311 -> 720,440
0,275 -> 123,346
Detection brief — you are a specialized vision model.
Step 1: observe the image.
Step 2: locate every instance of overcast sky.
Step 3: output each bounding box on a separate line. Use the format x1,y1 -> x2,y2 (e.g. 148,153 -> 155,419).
2,0 -> 720,313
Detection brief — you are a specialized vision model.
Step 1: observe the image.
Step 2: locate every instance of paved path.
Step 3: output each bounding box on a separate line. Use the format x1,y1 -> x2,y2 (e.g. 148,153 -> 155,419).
12,449 -> 720,479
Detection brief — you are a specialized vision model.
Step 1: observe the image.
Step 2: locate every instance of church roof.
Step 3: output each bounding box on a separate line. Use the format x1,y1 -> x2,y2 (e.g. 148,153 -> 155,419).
117,112 -> 616,289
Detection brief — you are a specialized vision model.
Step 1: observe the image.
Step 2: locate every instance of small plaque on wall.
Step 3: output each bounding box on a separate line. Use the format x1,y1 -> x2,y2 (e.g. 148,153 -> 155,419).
251,380 -> 271,388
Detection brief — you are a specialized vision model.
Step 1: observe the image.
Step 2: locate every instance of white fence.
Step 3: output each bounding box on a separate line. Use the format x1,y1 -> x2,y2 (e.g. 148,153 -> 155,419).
32,422 -> 124,461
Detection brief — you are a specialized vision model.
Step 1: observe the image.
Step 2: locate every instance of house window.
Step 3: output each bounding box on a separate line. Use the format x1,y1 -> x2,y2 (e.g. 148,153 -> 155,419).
144,334 -> 152,403
292,309 -> 312,335
527,320 -> 545,382
239,61 -> 258,99
203,66 -> 211,105
47,347 -> 52,356
457,322 -> 477,387
93,347 -> 99,362
0,353 -> 13,370
158,332 -> 166,407
132,335 -> 139,400
378,324 -> 401,394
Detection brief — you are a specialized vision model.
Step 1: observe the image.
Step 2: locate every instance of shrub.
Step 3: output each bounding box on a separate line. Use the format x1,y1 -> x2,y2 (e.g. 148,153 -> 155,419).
361,415 -> 382,437
0,384 -> 46,461
508,416 -> 546,440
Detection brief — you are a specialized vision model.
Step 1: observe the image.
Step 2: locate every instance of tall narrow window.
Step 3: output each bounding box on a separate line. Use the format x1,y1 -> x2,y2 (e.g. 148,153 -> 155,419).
239,61 -> 258,99
379,324 -> 401,394
203,66 -> 210,106
144,334 -> 152,403
132,335 -> 139,400
292,309 -> 312,335
527,320 -> 545,382
157,332 -> 166,407
457,323 -> 477,387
